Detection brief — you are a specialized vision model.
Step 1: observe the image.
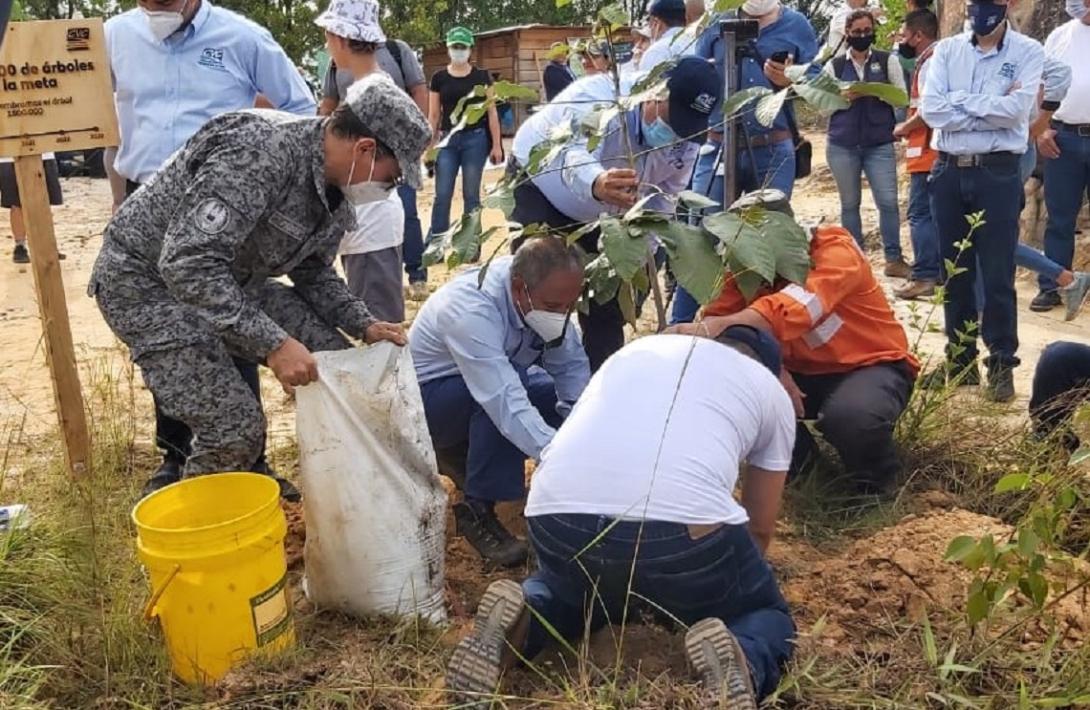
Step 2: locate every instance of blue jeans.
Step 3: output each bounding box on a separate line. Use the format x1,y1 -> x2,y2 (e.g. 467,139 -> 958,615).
429,127 -> 489,240
399,184 -> 425,283
419,369 -> 561,502
1030,341 -> 1090,439
930,154 -> 1021,370
671,138 -> 796,324
522,514 -> 795,700
1040,129 -> 1090,294
826,141 -> 902,261
908,172 -> 940,281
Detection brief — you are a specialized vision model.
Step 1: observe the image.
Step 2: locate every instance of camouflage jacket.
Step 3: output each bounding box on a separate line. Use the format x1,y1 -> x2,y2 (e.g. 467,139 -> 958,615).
90,110 -> 374,360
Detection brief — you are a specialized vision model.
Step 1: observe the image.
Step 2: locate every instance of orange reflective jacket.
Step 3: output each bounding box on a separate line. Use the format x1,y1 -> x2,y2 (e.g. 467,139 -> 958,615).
905,45 -> 937,175
704,225 -> 920,377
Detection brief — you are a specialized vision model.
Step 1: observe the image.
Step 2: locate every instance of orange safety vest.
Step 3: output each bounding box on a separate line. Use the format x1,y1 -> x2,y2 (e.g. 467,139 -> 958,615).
704,225 -> 920,377
905,44 -> 938,175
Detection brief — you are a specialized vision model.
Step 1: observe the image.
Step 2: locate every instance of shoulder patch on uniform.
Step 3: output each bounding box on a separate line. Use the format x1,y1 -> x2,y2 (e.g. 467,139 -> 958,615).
194,198 -> 232,235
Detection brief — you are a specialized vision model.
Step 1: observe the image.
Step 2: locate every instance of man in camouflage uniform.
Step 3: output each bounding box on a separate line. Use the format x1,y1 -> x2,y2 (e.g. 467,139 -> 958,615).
90,73 -> 431,496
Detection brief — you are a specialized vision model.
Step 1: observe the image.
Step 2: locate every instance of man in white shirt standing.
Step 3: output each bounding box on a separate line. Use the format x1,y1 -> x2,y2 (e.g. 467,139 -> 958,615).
1032,0 -> 1090,311
639,0 -> 695,71
446,328 -> 796,710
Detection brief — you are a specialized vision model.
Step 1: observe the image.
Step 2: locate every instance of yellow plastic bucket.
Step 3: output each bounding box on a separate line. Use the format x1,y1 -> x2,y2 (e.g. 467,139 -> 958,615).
132,472 -> 295,684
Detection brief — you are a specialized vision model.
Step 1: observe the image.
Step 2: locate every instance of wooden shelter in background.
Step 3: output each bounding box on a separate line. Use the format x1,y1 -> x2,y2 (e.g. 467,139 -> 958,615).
422,24 -> 628,135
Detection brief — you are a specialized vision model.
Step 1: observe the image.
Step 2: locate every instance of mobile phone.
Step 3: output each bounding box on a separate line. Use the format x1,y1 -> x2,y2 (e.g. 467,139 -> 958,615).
770,50 -> 791,64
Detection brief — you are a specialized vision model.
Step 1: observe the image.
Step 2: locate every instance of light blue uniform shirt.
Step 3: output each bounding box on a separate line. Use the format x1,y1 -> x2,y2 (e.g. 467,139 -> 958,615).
512,74 -> 698,223
920,26 -> 1044,156
106,2 -> 316,183
409,257 -> 590,459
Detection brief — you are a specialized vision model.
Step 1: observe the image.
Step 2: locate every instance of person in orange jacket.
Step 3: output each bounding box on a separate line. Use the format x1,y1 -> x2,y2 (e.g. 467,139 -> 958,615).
670,191 -> 919,493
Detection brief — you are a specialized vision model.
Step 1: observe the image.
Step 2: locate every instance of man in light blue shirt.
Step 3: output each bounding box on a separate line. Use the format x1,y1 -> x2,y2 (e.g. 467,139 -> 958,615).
509,56 -> 721,372
106,0 -> 315,186
919,0 -> 1044,403
410,238 -> 590,567
105,0 -> 315,498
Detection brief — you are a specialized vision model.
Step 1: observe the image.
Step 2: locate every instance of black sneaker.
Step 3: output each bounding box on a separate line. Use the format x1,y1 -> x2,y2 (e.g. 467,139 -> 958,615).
685,618 -> 758,710
1030,290 -> 1062,312
454,501 -> 528,568
250,460 -> 302,503
446,579 -> 526,706
141,458 -> 183,499
919,361 -> 981,390
984,366 -> 1015,403
12,243 -> 29,264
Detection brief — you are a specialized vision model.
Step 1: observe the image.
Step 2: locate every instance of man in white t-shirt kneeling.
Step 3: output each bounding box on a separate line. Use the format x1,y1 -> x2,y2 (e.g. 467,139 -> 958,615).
446,327 -> 797,709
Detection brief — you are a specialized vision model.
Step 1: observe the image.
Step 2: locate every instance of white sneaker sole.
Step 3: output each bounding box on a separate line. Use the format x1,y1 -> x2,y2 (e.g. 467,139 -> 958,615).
685,618 -> 758,710
446,579 -> 525,707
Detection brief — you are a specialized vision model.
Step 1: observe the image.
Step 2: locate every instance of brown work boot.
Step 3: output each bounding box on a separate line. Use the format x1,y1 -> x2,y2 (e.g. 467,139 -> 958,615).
884,258 -> 912,279
894,279 -> 937,301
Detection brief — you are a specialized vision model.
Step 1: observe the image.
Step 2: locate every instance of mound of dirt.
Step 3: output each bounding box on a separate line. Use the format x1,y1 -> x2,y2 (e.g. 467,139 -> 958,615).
783,508 -> 1012,651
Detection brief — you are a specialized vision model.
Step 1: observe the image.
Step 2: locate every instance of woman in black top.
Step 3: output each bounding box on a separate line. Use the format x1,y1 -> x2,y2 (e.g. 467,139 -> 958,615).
427,25 -> 503,246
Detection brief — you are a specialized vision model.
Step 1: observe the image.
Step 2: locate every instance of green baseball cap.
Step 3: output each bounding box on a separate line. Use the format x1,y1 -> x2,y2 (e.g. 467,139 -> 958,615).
445,26 -> 475,47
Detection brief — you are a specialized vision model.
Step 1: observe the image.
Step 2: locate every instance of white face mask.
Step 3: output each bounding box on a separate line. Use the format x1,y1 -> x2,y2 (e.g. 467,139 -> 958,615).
342,150 -> 393,207
1068,0 -> 1089,20
449,48 -> 471,64
519,288 -> 569,343
142,0 -> 189,41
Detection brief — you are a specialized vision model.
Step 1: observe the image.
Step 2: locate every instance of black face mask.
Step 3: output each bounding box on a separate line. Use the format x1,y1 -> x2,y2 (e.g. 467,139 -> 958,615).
897,39 -> 918,59
847,33 -> 875,52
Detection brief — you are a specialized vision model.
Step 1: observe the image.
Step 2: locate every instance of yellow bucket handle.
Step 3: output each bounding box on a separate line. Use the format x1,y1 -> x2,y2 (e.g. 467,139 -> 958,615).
143,564 -> 181,622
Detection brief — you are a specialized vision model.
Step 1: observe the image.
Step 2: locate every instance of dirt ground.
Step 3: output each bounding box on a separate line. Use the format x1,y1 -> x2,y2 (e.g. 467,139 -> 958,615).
3,136 -> 1090,704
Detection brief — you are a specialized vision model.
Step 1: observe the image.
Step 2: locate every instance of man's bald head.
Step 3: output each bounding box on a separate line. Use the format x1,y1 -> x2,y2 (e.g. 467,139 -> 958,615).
511,237 -> 585,316
685,0 -> 706,24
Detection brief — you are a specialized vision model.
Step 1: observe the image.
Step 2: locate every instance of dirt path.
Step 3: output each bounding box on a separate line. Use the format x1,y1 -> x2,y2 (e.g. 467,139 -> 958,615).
1,143 -> 1087,462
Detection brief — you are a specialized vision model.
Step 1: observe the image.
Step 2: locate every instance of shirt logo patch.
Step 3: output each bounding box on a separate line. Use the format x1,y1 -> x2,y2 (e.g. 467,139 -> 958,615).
194,198 -> 231,235
999,62 -> 1016,81
198,48 -> 226,71
268,211 -> 307,239
691,92 -> 716,115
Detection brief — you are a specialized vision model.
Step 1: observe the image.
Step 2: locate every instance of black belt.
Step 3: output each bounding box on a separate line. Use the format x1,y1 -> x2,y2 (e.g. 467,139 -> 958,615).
1053,121 -> 1090,137
938,151 -> 1019,168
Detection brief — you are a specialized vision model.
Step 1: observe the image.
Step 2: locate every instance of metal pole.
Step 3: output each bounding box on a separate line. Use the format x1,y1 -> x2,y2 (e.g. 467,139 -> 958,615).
722,29 -> 738,209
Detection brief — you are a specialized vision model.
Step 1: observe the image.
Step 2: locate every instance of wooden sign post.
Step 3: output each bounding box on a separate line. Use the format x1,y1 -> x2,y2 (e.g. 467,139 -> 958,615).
0,19 -> 119,477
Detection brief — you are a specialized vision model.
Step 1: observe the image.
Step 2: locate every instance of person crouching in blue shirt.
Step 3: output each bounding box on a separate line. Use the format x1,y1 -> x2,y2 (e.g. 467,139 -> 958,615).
409,238 -> 591,567
919,0 -> 1044,403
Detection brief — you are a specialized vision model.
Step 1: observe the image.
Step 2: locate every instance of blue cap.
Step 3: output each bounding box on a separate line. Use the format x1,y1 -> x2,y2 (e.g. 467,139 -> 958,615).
666,57 -> 723,142
647,0 -> 687,22
717,325 -> 783,376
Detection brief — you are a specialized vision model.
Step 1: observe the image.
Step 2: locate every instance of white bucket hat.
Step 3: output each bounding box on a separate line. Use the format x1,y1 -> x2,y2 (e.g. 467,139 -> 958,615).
315,0 -> 386,44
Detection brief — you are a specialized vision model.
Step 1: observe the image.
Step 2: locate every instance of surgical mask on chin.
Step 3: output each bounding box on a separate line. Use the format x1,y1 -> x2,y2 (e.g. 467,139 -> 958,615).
449,48 -> 471,64
1067,0 -> 1089,20
142,0 -> 188,41
643,117 -> 677,149
341,152 -> 392,207
519,291 -> 568,343
967,2 -> 1007,37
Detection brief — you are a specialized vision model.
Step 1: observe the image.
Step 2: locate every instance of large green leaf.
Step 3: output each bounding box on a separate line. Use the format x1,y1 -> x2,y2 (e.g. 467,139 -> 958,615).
677,190 -> 720,210
585,253 -> 621,305
727,257 -> 768,302
451,84 -> 488,124
631,58 -> 675,96
598,3 -> 628,28
713,0 -> 745,9
482,183 -> 516,218
600,217 -> 646,281
721,86 -> 772,119
621,78 -> 670,109
848,81 -> 909,108
422,208 -> 487,269
751,210 -> 812,283
792,82 -> 849,113
617,282 -> 639,326
556,0 -> 572,7
703,212 -> 776,283
754,90 -> 788,128
658,221 -> 725,305
492,80 -> 539,103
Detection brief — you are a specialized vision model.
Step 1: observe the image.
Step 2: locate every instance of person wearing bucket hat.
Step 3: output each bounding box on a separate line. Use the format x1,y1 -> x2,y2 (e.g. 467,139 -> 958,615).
447,328 -> 797,707
509,56 -> 721,372
89,72 -> 431,497
316,0 -> 417,324
577,39 -> 614,77
667,189 -> 918,497
427,26 -> 504,258
543,41 -> 576,101
316,0 -> 432,304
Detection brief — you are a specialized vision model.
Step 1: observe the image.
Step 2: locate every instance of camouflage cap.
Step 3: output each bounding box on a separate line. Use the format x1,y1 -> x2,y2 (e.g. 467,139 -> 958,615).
343,73 -> 431,190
